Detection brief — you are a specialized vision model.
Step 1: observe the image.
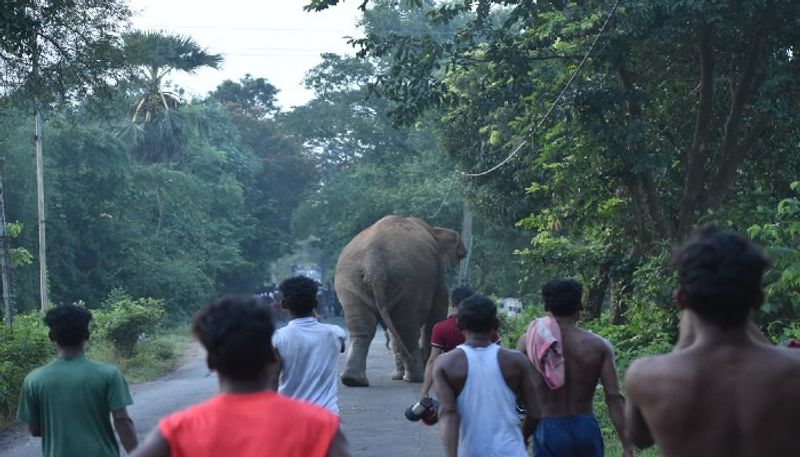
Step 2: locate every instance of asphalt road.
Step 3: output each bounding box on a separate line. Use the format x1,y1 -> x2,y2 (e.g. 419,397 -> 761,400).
0,321 -> 442,457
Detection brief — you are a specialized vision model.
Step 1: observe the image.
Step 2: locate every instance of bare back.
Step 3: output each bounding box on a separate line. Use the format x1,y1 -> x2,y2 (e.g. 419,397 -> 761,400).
532,325 -> 615,417
627,341 -> 800,456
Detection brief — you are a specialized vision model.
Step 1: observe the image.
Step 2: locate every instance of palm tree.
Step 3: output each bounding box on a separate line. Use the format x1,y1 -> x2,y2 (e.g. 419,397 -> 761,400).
122,31 -> 222,162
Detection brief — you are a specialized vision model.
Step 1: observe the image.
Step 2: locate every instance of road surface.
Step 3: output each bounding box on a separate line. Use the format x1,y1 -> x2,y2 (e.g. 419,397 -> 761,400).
0,323 -> 442,457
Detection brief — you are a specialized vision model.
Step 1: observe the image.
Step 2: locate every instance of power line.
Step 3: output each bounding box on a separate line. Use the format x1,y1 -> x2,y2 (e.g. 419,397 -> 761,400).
146,25 -> 356,33
459,0 -> 622,178
428,171 -> 459,219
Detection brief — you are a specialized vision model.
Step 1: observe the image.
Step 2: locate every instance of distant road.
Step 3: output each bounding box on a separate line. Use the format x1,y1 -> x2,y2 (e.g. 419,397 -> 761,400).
0,319 -> 442,457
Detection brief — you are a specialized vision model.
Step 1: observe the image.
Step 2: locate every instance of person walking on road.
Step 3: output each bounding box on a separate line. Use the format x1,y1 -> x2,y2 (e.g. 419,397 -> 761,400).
131,295 -> 351,457
17,304 -> 138,457
273,276 -> 347,414
419,286 -> 499,401
516,278 -> 631,456
625,224 -> 800,457
433,294 -> 538,457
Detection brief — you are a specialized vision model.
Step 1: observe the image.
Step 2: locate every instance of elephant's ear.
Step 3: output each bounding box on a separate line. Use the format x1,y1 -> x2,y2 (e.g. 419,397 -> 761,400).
431,227 -> 466,266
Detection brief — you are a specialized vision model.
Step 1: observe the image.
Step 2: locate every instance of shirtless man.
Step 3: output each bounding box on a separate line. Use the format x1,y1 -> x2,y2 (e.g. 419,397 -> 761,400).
625,223 -> 800,456
516,279 -> 631,456
433,294 -> 538,457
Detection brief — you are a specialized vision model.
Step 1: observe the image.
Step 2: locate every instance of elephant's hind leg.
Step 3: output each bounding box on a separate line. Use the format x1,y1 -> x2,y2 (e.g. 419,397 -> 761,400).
390,338 -> 405,380
390,309 -> 425,383
340,291 -> 377,387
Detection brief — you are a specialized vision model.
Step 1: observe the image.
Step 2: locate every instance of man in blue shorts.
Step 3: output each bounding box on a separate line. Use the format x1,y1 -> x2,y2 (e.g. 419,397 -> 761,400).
517,279 -> 632,456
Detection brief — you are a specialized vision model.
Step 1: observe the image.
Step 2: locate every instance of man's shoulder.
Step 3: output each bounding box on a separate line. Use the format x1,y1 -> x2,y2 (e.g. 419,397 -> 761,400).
433,316 -> 457,331
436,345 -> 465,365
320,323 -> 346,337
431,317 -> 458,347
498,347 -> 529,369
625,353 -> 680,391
574,327 -> 610,345
85,357 -> 123,373
273,324 -> 292,340
757,343 -> 800,373
23,361 -> 55,384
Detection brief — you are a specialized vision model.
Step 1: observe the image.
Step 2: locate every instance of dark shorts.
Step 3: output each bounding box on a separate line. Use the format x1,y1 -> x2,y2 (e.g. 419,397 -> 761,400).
533,413 -> 603,457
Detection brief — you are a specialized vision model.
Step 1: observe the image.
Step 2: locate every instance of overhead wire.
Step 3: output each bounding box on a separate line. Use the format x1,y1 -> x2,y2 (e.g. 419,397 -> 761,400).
458,0 -> 622,178
428,171 -> 459,219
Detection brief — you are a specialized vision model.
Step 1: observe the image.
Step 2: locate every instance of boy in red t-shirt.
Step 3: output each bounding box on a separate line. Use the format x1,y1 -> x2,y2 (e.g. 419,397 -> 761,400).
419,287 -> 500,400
131,296 -> 351,457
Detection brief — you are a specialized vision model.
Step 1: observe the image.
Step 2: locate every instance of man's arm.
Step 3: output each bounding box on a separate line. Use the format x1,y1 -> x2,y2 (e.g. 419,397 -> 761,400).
268,349 -> 282,391
112,407 -> 138,453
18,378 -> 41,437
433,355 -> 459,457
624,360 -> 655,450
129,427 -> 170,457
515,354 -> 540,444
420,346 -> 443,399
599,342 -> 633,457
326,427 -> 352,457
515,333 -> 526,354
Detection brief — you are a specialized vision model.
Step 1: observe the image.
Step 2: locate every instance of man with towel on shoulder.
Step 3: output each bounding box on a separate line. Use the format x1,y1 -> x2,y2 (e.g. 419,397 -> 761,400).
517,278 -> 632,457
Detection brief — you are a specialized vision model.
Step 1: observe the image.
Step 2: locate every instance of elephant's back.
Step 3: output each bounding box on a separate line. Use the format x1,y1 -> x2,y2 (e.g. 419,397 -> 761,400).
335,216 -> 439,285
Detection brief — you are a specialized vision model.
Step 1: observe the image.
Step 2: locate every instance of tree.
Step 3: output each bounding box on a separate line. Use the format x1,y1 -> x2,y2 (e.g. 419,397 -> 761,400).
212,74 -> 280,118
122,31 -> 222,162
0,0 -> 131,312
309,0 -> 800,320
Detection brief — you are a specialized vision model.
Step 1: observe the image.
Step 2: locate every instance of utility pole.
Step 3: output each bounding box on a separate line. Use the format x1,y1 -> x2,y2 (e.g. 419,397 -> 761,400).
0,158 -> 12,325
35,102 -> 48,312
459,184 -> 473,286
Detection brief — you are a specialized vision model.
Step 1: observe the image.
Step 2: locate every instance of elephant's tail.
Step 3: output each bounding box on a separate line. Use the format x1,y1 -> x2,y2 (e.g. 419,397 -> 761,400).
368,266 -> 416,366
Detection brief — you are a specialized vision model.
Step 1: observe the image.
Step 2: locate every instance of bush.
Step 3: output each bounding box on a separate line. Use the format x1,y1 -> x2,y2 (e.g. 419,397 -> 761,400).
0,314 -> 50,424
93,290 -> 166,357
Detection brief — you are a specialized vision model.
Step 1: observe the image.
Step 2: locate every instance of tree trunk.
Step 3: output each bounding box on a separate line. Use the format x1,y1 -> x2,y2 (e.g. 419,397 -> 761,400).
609,279 -> 629,325
459,195 -> 473,285
585,270 -> 610,319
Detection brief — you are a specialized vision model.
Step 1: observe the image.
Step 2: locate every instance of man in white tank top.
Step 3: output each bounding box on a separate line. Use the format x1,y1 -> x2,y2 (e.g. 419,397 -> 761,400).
433,294 -> 539,457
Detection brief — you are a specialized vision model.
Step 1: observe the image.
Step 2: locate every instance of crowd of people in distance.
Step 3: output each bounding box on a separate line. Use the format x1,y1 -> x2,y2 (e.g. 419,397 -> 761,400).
15,223 -> 800,457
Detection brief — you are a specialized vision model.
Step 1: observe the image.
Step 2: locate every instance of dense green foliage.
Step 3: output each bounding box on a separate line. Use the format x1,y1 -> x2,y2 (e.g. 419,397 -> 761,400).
0,298 -> 186,427
1,74 -> 315,317
0,314 -> 50,423
303,2 -> 800,453
92,289 -> 166,356
1,1 -> 799,452
310,0 -> 800,329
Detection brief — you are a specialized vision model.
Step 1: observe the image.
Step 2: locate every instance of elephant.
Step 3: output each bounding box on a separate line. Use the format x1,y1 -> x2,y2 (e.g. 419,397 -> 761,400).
335,215 -> 466,387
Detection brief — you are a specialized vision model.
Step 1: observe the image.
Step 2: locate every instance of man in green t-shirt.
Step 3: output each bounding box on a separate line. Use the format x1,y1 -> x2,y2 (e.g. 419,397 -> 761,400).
17,304 -> 138,457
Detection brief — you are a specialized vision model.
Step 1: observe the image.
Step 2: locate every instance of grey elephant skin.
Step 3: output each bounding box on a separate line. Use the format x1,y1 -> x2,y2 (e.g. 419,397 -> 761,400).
335,215 -> 466,387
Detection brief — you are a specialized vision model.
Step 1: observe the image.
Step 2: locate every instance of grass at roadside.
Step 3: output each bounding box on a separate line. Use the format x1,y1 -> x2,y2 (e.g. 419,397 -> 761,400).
0,321 -> 191,431
88,329 -> 191,383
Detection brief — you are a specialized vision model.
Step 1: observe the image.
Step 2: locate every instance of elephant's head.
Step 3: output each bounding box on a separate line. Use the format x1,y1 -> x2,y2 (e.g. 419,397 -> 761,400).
431,227 -> 467,268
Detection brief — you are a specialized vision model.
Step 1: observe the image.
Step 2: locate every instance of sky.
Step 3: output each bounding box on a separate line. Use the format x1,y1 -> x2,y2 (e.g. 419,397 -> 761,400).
129,0 -> 363,110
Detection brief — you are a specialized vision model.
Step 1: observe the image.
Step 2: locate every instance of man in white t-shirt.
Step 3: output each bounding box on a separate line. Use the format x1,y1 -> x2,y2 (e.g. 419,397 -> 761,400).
272,276 -> 347,414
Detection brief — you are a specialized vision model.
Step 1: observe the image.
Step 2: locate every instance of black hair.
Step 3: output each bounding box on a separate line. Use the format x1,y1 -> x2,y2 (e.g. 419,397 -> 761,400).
457,294 -> 498,333
279,276 -> 318,317
192,295 -> 275,381
542,278 -> 583,317
673,223 -> 770,329
43,305 -> 92,347
450,286 -> 474,307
